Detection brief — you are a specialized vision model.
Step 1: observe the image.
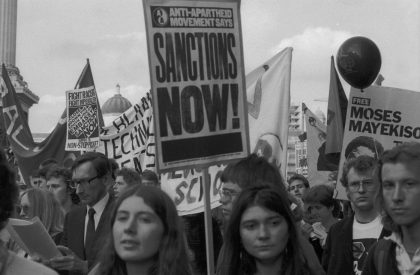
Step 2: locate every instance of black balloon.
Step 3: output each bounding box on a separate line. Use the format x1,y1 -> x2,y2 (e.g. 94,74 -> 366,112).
336,36 -> 381,89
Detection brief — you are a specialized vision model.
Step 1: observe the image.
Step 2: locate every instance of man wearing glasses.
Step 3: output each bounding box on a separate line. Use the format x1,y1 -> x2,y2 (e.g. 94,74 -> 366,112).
49,152 -> 114,275
322,155 -> 390,275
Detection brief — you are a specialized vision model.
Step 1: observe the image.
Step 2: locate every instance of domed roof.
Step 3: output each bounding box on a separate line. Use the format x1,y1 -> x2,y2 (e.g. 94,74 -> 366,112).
102,84 -> 132,115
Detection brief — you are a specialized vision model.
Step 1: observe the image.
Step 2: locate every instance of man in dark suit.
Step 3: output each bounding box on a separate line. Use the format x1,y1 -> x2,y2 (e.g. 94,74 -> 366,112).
49,152 -> 114,274
322,155 -> 390,275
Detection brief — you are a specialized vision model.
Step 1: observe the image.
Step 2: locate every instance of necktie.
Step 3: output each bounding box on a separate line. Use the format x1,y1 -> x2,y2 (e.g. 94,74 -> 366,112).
85,208 -> 96,257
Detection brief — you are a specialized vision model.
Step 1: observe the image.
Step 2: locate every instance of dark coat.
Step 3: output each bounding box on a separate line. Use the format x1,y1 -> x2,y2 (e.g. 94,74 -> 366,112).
322,215 -> 391,275
60,197 -> 113,275
362,240 -> 420,275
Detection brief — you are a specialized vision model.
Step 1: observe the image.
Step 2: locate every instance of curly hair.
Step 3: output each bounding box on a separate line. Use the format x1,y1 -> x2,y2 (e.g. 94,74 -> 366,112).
46,166 -> 80,205
287,173 -> 309,189
96,185 -> 192,275
0,149 -> 18,230
340,155 -> 377,188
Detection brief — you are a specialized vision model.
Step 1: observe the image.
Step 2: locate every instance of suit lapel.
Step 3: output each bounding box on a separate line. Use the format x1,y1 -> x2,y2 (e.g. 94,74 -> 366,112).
72,207 -> 87,259
94,197 -> 113,241
86,197 -> 113,267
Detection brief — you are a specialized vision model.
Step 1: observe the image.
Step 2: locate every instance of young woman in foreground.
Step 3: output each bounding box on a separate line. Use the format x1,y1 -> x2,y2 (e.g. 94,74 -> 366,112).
91,185 -> 192,275
217,185 -> 310,275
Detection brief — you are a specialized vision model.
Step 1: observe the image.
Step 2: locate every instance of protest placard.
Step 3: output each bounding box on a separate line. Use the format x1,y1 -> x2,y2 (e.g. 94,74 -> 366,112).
160,165 -> 224,215
97,90 -> 155,172
96,47 -> 293,215
143,0 -> 249,172
336,86 -> 420,199
65,86 -> 100,151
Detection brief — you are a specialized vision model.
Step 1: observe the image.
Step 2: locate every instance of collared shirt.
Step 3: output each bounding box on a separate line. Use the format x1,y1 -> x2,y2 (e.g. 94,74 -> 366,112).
385,232 -> 420,275
83,193 -> 110,244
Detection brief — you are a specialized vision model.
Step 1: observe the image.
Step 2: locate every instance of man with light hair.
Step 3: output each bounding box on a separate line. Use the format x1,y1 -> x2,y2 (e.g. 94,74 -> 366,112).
363,142 -> 420,275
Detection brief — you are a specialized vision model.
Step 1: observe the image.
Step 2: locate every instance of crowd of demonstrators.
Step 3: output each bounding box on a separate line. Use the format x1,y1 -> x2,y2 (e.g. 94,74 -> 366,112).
363,142 -> 420,275
0,149 -> 58,274
113,168 -> 142,198
3,141 -> 420,275
90,185 -> 193,275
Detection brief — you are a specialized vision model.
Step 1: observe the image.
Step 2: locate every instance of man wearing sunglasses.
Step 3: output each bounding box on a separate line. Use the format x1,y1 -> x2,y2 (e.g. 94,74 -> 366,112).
49,152 -> 114,275
322,155 -> 390,275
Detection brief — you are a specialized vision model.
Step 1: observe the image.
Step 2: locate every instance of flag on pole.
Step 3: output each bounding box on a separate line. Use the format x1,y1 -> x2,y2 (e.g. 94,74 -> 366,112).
325,56 -> 348,156
74,59 -> 104,127
303,103 -> 337,187
247,47 -> 293,178
0,61 -> 97,185
1,63 -> 35,151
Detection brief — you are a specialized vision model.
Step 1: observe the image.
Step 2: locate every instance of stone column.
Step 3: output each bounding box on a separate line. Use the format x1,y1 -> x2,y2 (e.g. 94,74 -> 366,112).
0,0 -> 17,66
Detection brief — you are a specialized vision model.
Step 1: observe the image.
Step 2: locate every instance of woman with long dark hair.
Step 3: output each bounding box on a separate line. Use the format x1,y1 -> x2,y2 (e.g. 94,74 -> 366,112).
91,185 -> 192,275
217,185 -> 310,275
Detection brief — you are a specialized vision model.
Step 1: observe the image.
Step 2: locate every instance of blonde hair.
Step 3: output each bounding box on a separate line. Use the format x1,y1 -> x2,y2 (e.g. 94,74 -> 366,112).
21,188 -> 64,236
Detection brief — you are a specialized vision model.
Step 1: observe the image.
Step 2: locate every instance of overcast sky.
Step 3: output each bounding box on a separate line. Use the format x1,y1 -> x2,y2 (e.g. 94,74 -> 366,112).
15,0 -> 419,133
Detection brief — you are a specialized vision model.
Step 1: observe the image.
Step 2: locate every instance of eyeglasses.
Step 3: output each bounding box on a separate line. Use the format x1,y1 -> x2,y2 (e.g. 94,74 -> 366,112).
348,179 -> 376,192
70,175 -> 100,188
218,189 -> 240,202
289,183 -> 304,191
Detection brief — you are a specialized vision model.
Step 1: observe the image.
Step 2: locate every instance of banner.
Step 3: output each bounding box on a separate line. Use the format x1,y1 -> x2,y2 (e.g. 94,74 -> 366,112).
0,64 -> 79,185
65,86 -> 100,151
143,0 -> 250,172
160,165 -> 224,216
326,56 -> 347,156
336,86 -> 420,199
303,103 -> 338,187
97,90 -> 155,172
247,47 -> 292,178
99,47 -> 293,215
